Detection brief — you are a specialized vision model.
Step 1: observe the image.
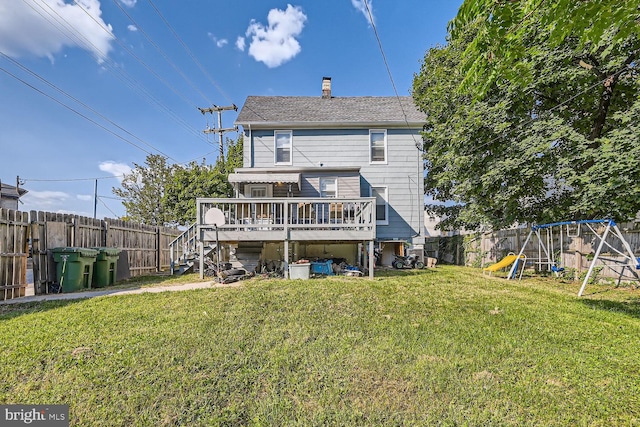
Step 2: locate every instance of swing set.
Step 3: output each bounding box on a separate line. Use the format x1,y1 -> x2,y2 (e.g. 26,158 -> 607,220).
507,219 -> 640,296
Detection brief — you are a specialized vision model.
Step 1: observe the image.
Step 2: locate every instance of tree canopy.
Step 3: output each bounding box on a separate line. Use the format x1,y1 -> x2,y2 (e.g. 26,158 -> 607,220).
414,0 -> 639,230
164,136 -> 243,226
113,154 -> 173,226
114,136 -> 243,226
450,0 -> 640,95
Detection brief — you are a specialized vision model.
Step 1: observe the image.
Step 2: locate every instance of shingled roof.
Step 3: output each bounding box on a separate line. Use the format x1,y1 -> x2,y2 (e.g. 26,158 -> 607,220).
0,182 -> 28,199
235,96 -> 425,127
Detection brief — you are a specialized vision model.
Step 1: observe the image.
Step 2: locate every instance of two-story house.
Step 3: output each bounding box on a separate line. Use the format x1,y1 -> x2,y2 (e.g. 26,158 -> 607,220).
190,77 -> 425,278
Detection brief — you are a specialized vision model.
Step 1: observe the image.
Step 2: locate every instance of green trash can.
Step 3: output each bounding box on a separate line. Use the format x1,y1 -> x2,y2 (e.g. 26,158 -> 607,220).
52,247 -> 99,292
92,247 -> 122,288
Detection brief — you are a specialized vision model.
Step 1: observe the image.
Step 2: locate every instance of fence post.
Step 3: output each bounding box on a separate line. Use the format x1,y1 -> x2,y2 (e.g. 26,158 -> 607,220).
102,219 -> 108,247
156,227 -> 161,273
71,216 -> 76,247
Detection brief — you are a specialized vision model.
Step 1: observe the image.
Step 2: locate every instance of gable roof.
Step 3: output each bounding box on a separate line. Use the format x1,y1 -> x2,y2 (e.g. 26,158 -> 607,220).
0,182 -> 28,200
235,96 -> 425,128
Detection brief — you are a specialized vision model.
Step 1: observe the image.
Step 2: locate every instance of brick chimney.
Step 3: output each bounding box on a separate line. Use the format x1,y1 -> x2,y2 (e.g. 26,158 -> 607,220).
322,77 -> 332,99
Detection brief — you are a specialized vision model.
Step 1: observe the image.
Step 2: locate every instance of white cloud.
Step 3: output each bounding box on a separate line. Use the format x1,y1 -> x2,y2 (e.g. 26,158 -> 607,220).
351,0 -> 375,25
208,33 -> 228,48
77,194 -> 93,202
128,24 -> 138,32
236,36 -> 246,51
99,161 -> 132,182
0,0 -> 115,63
120,0 -> 137,7
244,4 -> 307,68
22,190 -> 71,210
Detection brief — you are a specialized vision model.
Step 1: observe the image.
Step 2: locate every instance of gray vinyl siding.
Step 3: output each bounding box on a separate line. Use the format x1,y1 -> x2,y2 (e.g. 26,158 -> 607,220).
248,128 -> 423,241
300,172 -> 360,198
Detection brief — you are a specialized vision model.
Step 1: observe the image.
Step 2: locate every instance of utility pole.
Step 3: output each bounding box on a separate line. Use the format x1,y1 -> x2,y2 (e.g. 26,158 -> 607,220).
93,179 -> 98,219
198,104 -> 238,167
16,175 -> 25,205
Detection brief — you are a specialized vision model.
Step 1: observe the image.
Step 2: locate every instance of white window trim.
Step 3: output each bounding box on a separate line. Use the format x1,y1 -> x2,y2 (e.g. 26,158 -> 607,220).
320,177 -> 338,198
369,129 -> 388,165
370,186 -> 389,225
244,184 -> 273,198
274,130 -> 292,165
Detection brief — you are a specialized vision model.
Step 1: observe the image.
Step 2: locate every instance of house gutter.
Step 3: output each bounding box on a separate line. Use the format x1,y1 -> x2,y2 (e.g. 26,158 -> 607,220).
236,121 -> 424,130
231,166 -> 361,174
246,124 -> 253,168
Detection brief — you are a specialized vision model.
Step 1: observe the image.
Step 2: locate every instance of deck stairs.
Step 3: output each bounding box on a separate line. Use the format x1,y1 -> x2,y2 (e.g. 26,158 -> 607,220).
170,223 -> 262,275
169,223 -> 216,275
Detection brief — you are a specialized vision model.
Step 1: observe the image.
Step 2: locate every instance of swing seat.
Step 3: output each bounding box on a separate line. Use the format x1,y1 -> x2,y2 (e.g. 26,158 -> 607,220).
551,265 -> 564,273
636,258 -> 640,269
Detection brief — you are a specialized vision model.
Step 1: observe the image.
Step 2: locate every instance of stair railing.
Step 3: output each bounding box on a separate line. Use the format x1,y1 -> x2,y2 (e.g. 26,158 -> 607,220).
169,223 -> 198,274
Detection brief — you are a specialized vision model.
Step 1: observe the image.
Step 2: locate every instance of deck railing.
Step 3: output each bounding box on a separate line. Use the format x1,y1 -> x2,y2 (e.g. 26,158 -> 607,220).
196,197 -> 376,243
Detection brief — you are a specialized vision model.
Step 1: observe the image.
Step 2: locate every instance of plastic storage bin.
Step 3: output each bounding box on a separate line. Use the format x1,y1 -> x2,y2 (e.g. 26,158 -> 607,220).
310,260 -> 334,275
52,247 -> 99,292
289,263 -> 310,280
92,247 -> 122,287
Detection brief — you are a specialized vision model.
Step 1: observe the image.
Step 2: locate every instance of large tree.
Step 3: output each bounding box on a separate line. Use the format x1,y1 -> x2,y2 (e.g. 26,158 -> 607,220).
414,1 -> 640,230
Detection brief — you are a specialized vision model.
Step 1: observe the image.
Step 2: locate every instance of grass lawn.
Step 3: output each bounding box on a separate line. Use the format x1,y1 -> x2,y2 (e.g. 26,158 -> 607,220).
1,266 -> 639,426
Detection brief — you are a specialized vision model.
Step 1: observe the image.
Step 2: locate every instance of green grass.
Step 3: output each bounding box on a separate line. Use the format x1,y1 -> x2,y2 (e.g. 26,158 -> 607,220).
1,266 -> 639,426
101,271 -> 211,289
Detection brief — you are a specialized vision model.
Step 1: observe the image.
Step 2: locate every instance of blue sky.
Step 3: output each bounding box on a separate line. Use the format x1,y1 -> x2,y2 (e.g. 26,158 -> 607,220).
0,0 -> 462,219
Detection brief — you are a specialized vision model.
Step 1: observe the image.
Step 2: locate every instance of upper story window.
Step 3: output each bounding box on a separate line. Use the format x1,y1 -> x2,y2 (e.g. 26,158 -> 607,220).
275,130 -> 292,165
370,129 -> 387,164
320,177 -> 337,198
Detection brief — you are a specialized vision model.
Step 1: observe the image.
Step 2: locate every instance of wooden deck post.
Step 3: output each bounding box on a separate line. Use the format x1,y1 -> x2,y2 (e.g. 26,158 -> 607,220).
368,240 -> 374,279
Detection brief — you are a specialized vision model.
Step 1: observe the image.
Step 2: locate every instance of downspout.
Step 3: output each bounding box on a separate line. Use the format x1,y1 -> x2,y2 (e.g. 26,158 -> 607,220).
248,124 -> 253,168
411,134 -> 423,239
418,140 -> 423,237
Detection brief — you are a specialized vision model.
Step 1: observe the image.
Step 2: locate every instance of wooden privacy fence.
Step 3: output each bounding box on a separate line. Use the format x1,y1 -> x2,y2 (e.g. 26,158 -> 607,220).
1,208 -> 181,300
0,209 -> 29,300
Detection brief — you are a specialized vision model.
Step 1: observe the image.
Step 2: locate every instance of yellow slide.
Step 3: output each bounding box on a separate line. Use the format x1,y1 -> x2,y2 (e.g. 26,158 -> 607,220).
483,254 -> 523,275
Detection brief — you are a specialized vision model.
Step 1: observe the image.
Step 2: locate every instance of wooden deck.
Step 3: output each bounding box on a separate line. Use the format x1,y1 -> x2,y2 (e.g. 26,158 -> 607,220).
196,197 -> 376,243
193,197 -> 377,279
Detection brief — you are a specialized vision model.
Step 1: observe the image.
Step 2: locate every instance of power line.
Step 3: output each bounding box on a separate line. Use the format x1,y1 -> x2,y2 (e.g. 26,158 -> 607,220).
1,66 -> 159,156
146,0 -> 235,106
139,0 -> 270,127
97,195 -> 121,218
26,0 -> 211,145
26,0 -> 110,60
362,0 -> 424,151
22,176 -> 123,182
1,53 -> 181,163
110,0 -> 214,106
71,0 -> 201,109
